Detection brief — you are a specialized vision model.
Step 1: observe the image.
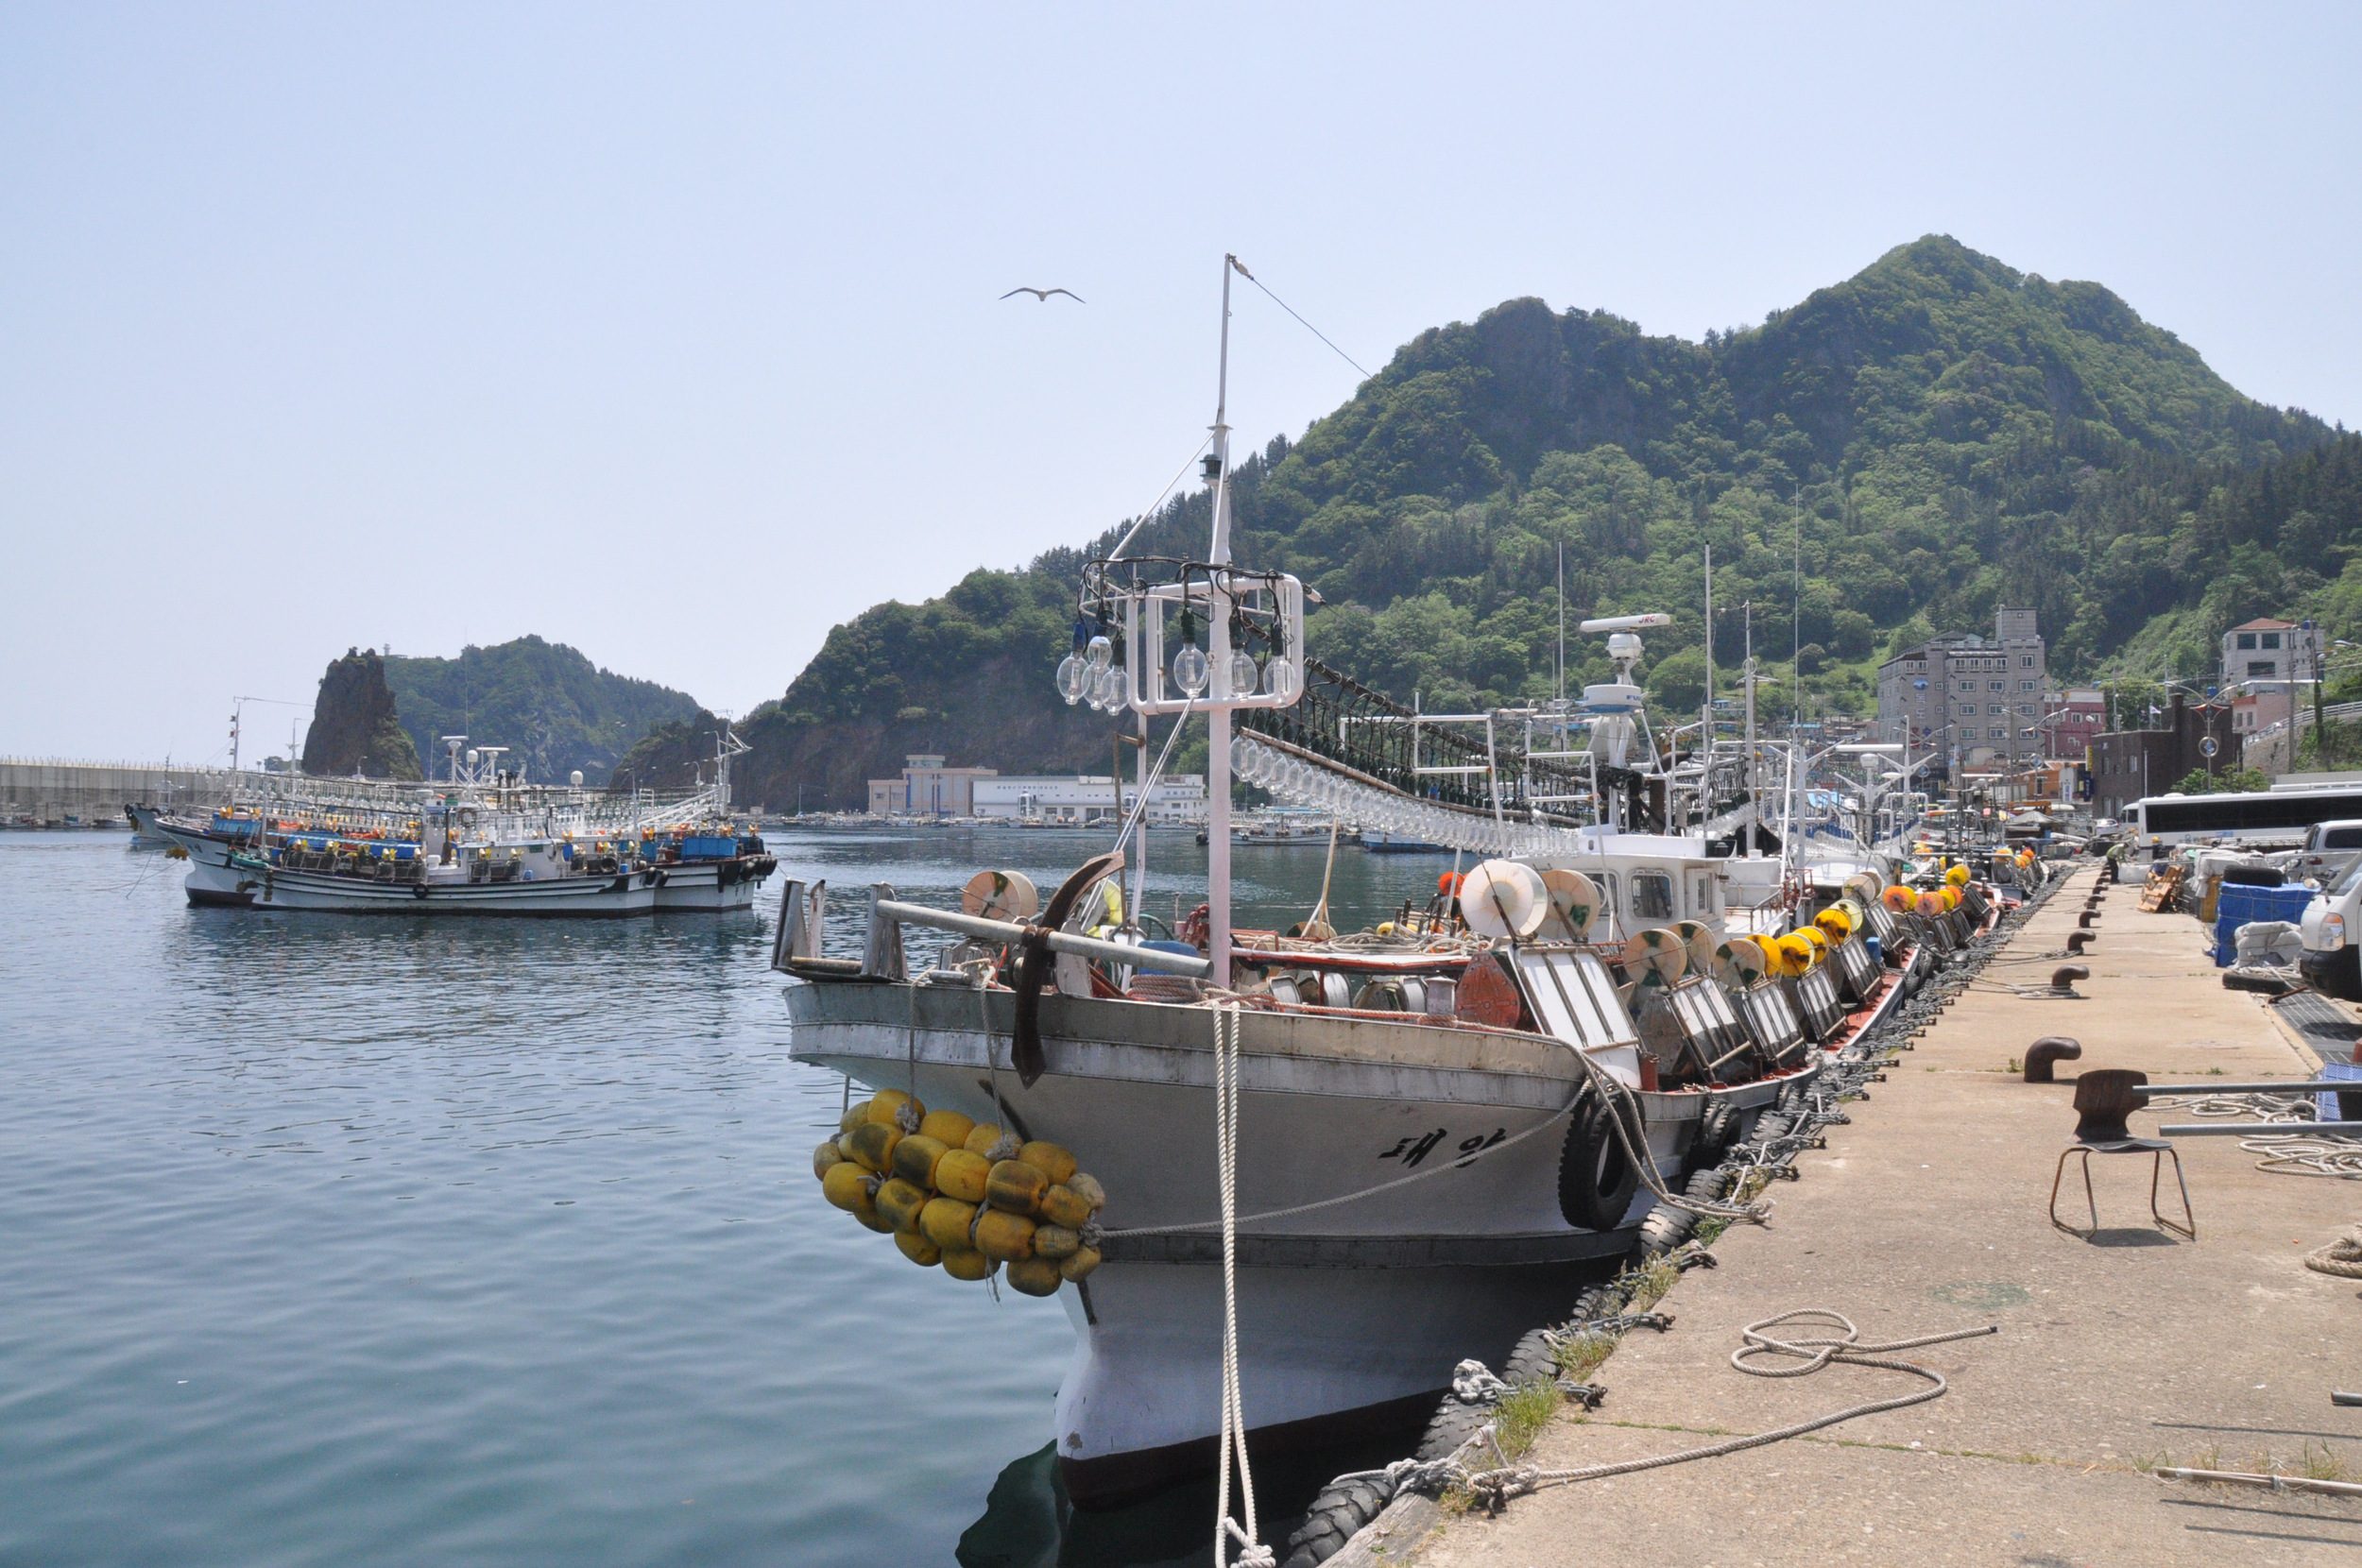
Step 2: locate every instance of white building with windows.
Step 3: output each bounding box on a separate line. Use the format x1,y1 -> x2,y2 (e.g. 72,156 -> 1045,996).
1874,607 -> 2048,769
972,774 -> 1207,825
2221,618 -> 2323,690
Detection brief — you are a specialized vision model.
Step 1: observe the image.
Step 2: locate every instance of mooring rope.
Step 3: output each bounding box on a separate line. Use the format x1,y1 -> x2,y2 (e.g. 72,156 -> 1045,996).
1210,1000 -> 1275,1567
1439,1309 -> 1997,1510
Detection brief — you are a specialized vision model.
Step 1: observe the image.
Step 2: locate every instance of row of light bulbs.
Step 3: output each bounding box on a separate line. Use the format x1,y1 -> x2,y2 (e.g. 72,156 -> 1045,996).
1054,627 -> 1301,713
1228,735 -> 1586,859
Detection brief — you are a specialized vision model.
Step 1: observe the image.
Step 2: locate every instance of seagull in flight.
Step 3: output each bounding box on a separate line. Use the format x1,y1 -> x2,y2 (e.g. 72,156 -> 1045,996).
1001,286 -> 1085,303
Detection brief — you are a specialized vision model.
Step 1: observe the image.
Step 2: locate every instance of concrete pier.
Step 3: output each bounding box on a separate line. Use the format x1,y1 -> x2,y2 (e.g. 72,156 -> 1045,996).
1389,867 -> 2362,1566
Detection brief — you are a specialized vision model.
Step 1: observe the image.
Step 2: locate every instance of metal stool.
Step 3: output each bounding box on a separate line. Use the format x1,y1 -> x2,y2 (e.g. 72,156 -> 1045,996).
2049,1067 -> 2195,1239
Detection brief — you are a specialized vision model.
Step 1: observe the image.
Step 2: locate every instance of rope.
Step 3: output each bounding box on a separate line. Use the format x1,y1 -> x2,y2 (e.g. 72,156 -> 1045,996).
2150,1091 -> 2362,1179
1442,1309 -> 1997,1509
1210,1001 -> 1274,1567
2306,1225 -> 2362,1279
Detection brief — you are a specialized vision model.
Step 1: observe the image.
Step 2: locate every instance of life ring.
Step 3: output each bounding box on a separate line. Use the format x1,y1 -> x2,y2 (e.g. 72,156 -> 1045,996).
1557,1088 -> 1641,1231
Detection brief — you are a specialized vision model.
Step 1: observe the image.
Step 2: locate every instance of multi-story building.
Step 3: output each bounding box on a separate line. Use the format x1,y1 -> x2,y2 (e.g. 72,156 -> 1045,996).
1874,607 -> 2048,772
2221,618 -> 2323,690
2041,688 -> 2106,762
864,754 -> 999,816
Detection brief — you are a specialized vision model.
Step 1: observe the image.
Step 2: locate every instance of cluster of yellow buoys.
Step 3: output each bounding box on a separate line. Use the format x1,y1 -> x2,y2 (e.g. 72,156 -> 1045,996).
813,1089 -> 1105,1297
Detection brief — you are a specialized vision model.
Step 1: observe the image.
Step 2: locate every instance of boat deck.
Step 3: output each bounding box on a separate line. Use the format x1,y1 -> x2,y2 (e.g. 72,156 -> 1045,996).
1368,864 -> 2362,1565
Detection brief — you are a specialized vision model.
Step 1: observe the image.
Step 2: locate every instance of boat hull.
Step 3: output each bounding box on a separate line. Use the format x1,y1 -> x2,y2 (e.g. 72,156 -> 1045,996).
164,825 -> 659,914
786,981 -> 1806,1496
649,857 -> 776,912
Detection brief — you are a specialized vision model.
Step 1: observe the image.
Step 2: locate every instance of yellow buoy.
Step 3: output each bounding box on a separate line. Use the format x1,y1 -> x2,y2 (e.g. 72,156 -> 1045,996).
1019,1141 -> 1079,1186
894,1230 -> 942,1269
838,1103 -> 865,1135
964,1123 -> 1013,1157
842,1121 -> 902,1173
987,1159 -> 1050,1216
875,1177 -> 931,1233
1067,1172 -> 1106,1211
1037,1184 -> 1093,1230
933,1148 -> 991,1203
918,1197 -> 979,1251
1058,1246 -> 1103,1282
974,1209 -> 1037,1262
851,1190 -> 894,1233
918,1109 -> 976,1149
1034,1224 -> 1082,1260
811,1139 -> 843,1181
820,1162 -> 877,1214
890,1133 -> 950,1189
864,1088 -> 923,1128
940,1249 -> 997,1282
1005,1256 -> 1063,1297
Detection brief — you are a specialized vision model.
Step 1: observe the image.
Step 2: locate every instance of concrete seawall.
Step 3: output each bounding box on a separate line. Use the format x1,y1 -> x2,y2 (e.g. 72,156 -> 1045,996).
0,758 -> 238,825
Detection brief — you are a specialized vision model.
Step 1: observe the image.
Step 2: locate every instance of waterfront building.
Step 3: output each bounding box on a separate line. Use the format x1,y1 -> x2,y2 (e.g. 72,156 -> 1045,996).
972,774 -> 1207,825
864,755 -> 998,816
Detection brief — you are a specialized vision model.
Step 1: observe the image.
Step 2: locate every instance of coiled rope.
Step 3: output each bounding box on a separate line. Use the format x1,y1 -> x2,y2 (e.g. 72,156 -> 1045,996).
2306,1225 -> 2362,1279
1436,1309 -> 1997,1511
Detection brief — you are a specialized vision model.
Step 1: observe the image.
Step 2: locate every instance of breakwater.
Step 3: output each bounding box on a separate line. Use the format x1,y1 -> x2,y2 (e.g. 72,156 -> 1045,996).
0,758 -> 237,825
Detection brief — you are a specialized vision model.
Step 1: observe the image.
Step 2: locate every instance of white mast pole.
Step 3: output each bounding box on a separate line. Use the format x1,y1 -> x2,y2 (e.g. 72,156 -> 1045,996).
1207,255 -> 1238,989
1743,603 -> 1757,859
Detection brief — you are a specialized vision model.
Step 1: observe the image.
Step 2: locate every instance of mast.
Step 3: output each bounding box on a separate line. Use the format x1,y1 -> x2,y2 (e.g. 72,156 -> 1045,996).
1742,603 -> 1757,858
1206,254 -> 1240,988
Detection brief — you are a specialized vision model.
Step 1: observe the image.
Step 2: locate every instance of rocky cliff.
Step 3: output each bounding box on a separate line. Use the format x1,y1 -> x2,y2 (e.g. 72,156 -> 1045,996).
301,649 -> 424,780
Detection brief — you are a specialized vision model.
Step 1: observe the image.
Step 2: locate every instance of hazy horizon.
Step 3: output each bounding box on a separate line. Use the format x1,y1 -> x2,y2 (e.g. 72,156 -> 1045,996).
6,4 -> 2358,761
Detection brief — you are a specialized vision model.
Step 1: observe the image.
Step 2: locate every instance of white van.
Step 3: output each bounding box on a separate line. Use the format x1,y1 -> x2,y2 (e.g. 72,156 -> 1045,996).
2299,846 -> 2362,999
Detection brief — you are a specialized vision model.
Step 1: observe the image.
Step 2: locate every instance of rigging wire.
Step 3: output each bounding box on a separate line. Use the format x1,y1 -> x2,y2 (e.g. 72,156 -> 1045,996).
1232,259 -> 1372,381
1105,436 -> 1215,563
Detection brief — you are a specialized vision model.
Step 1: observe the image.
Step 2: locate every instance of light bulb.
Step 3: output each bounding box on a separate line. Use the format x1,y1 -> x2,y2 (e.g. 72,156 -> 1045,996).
1094,663 -> 1130,711
1227,649 -> 1259,700
1262,657 -> 1300,703
1086,634 -> 1113,673
1055,653 -> 1087,705
1172,640 -> 1209,697
1229,737 -> 1254,774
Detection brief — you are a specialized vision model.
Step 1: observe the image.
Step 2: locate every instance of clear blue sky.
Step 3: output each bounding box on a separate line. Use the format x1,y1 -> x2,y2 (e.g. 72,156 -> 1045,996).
5,3 -> 2356,762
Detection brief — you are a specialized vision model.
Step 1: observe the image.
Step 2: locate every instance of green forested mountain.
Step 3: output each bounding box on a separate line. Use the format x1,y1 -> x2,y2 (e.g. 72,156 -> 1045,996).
382,636 -> 701,785
631,236 -> 2362,811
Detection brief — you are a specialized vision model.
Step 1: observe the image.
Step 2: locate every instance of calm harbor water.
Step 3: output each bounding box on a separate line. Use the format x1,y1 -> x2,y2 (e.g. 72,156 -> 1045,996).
0,827 -> 1453,1567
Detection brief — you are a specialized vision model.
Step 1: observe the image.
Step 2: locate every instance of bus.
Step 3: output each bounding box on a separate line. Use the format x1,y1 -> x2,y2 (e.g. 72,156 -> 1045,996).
2130,783 -> 2362,846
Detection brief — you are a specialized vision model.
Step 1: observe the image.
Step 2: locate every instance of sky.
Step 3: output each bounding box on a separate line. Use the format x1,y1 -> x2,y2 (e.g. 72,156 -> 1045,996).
5,3 -> 2358,762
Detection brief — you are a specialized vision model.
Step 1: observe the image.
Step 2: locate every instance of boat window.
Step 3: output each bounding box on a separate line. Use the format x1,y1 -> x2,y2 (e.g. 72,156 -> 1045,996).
1692,874 -> 1717,915
1632,870 -> 1674,921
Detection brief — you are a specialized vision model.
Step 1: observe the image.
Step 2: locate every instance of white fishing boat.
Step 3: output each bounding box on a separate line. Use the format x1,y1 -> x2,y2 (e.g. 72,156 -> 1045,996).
778,258 -> 1980,1516
153,732 -> 770,916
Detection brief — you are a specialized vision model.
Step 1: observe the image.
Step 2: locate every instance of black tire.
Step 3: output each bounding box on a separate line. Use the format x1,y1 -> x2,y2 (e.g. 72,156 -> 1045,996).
1685,1166 -> 1731,1202
1749,1111 -> 1792,1145
1503,1326 -> 1562,1387
1280,1476 -> 1392,1568
1414,1393 -> 1493,1460
1636,1203 -> 1695,1257
1688,1099 -> 1737,1173
1556,1090 -> 1641,1231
